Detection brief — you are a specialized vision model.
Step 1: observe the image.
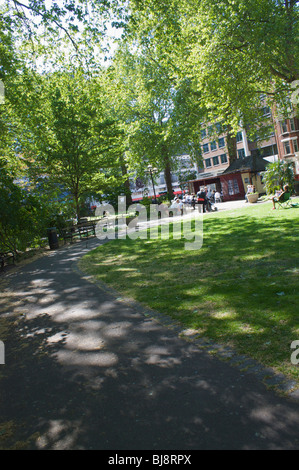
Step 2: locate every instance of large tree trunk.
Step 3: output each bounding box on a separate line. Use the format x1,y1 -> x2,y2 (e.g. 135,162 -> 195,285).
162,146 -> 174,200
121,157 -> 133,207
226,124 -> 238,164
74,193 -> 80,221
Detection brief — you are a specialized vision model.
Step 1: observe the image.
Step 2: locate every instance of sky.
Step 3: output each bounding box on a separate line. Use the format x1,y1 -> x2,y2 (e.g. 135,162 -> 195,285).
0,0 -> 124,69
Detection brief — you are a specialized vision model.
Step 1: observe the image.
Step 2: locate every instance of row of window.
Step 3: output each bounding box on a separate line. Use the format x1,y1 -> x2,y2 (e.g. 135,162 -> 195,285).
280,118 -> 297,134
201,122 -> 223,139
205,153 -> 228,168
283,139 -> 299,156
202,132 -> 244,154
205,148 -> 248,168
203,137 -> 226,153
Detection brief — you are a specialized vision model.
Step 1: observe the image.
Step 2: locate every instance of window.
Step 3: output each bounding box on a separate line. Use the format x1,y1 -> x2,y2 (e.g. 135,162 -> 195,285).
262,106 -> 271,117
228,180 -> 234,195
293,139 -> 298,153
280,120 -> 288,133
213,156 -> 219,166
290,118 -> 296,132
283,142 -> 291,155
201,128 -> 207,139
205,158 -> 212,168
220,153 -> 228,164
228,179 -> 240,195
216,122 -> 222,133
236,131 -> 243,143
233,179 -> 240,193
208,125 -> 214,136
260,144 -> 278,157
203,143 -> 209,153
218,137 -> 225,148
238,148 -> 246,159
210,140 -> 217,151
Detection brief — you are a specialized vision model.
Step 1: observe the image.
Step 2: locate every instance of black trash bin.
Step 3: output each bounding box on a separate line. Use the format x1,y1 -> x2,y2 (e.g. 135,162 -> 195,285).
47,227 -> 59,250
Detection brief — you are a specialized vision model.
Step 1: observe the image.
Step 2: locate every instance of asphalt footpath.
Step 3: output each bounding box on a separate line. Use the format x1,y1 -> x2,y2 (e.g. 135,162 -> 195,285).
0,236 -> 298,451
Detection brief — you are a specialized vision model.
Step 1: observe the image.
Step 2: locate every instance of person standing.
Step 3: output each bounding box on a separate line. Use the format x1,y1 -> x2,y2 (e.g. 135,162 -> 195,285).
197,188 -> 207,213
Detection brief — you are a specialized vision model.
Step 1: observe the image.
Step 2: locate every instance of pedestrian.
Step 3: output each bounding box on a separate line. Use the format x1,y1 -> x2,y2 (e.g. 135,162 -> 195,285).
197,188 -> 207,213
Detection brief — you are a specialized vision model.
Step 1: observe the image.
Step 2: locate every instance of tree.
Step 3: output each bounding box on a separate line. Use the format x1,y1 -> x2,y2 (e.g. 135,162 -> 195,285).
0,157 -> 43,254
108,47 -> 205,200
126,0 -> 299,134
176,168 -> 197,191
261,160 -> 295,195
12,68 -> 125,219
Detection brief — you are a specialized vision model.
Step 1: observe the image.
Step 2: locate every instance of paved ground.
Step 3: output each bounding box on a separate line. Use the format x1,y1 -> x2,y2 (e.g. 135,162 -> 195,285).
0,203 -> 299,450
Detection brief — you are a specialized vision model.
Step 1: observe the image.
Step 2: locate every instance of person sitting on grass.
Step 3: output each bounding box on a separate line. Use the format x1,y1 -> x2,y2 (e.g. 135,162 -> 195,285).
272,184 -> 290,210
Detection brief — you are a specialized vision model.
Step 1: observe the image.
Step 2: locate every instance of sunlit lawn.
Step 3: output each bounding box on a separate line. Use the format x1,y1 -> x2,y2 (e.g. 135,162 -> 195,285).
79,200 -> 299,381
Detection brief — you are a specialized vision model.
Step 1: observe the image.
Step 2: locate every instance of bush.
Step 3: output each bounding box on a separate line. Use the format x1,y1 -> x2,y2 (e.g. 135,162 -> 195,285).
261,161 -> 295,195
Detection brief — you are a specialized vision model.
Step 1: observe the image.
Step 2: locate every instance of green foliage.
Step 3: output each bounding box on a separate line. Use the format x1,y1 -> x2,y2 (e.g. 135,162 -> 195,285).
0,160 -> 43,253
108,48 -> 204,199
261,160 -> 295,195
176,168 -> 197,189
127,0 -> 299,130
11,68 -> 125,219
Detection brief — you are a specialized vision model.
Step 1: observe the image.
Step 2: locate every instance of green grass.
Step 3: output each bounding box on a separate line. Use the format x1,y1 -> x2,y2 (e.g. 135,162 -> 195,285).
79,200 -> 299,382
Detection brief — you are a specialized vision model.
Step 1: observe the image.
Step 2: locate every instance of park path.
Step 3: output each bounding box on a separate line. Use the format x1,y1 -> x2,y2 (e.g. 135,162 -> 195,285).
0,236 -> 299,450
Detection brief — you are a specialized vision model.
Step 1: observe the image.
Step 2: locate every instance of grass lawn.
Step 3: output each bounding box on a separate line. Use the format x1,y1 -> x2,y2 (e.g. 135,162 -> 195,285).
79,200 -> 299,382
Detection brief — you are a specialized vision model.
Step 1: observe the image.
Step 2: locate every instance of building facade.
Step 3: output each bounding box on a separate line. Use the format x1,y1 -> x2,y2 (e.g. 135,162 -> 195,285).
189,107 -> 299,201
130,108 -> 299,203
273,115 -> 299,180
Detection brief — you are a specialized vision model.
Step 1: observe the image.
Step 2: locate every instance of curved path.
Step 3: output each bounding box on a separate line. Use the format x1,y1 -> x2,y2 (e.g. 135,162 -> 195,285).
0,237 -> 299,450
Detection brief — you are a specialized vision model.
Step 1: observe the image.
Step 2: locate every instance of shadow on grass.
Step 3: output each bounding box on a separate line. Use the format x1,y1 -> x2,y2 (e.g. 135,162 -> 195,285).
0,232 -> 298,450
82,213 -> 299,378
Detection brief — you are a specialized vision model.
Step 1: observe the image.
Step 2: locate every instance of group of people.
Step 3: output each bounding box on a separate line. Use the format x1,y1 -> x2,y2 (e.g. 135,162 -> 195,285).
244,183 -> 291,209
170,187 -> 222,214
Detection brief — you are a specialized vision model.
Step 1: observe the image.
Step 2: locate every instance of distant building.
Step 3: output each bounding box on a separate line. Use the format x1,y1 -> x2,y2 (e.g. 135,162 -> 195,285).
131,106 -> 299,202
273,115 -> 299,179
188,105 -> 299,200
131,155 -> 200,201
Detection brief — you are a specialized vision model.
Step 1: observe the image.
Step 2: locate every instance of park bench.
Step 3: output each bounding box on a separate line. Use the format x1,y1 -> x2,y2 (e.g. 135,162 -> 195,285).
77,222 -> 96,239
0,251 -> 15,270
61,226 -> 80,244
61,221 -> 97,244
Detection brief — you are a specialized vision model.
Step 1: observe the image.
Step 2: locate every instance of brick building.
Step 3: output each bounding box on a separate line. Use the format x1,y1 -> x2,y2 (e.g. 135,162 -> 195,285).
188,108 -> 299,200
273,115 -> 299,180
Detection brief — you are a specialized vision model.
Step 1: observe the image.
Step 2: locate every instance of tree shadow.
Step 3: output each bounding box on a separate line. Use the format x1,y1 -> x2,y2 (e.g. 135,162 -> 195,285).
84,214 -> 299,376
0,238 -> 298,450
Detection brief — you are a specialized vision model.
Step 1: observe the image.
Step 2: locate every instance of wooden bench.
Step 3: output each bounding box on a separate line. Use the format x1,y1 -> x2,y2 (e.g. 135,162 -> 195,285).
77,223 -> 96,239
61,223 -> 96,244
0,251 -> 15,270
61,227 -> 80,244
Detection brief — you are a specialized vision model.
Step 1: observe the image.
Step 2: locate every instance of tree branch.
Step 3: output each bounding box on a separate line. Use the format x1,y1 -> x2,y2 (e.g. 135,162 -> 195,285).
11,0 -> 79,52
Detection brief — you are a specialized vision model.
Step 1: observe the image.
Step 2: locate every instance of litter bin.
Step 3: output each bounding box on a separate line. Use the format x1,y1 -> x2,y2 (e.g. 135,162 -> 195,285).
47,227 -> 59,250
